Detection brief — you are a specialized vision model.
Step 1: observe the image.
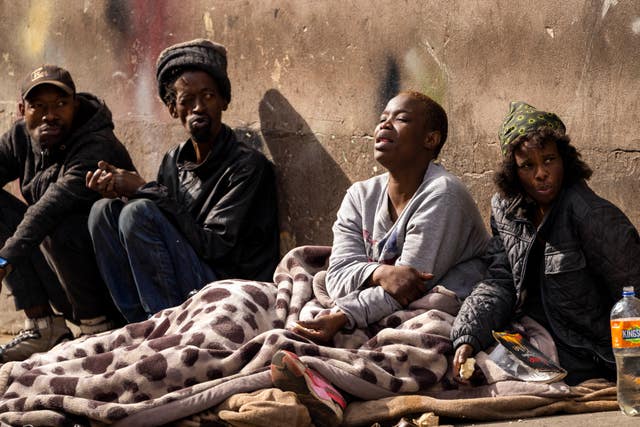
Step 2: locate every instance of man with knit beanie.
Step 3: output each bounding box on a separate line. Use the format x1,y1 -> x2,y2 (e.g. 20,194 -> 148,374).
86,39 -> 279,323
0,65 -> 134,362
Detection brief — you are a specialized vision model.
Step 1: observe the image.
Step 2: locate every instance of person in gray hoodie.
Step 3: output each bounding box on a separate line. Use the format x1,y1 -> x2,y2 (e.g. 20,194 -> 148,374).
290,91 -> 489,342
0,65 -> 134,362
269,92 -> 489,425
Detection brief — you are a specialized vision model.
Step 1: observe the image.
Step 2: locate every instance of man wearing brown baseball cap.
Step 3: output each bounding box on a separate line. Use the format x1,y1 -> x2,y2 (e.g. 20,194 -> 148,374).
21,64 -> 76,98
0,65 -> 135,361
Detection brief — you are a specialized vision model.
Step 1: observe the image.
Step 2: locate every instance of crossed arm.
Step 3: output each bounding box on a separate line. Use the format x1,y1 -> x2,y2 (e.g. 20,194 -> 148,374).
291,266 -> 433,344
291,186 -> 464,344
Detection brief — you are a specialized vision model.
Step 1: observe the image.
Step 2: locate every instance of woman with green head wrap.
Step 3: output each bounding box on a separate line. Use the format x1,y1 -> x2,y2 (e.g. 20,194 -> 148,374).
450,101 -> 640,385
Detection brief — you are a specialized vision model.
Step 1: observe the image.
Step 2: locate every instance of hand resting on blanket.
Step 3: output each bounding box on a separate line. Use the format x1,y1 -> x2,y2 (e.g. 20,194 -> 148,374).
289,311 -> 348,344
290,265 -> 435,345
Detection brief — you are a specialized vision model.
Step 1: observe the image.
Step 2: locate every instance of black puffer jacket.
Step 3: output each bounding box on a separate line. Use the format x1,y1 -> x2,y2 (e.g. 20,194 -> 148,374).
132,124 -> 280,282
451,181 -> 640,364
0,93 -> 134,263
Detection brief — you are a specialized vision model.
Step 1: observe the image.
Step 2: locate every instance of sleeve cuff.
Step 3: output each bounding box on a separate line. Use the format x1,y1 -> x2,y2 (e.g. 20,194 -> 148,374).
330,305 -> 355,330
452,335 -> 481,353
335,286 -> 402,328
130,181 -> 167,200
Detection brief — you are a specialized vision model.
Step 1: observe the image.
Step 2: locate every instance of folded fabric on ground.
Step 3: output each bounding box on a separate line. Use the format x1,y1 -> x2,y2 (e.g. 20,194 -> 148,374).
0,246 -> 617,426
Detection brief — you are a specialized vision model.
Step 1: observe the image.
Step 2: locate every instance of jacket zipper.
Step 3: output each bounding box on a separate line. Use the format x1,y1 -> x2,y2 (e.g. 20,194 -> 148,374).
513,217 -> 535,313
40,149 -> 49,171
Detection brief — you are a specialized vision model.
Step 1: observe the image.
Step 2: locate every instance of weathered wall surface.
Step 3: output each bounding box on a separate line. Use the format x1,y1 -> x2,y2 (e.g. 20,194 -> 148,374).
1,0 -> 639,331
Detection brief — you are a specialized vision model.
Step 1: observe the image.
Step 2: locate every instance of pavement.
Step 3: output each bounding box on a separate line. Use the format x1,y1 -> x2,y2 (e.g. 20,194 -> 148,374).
449,410 -> 637,426
0,335 -> 637,426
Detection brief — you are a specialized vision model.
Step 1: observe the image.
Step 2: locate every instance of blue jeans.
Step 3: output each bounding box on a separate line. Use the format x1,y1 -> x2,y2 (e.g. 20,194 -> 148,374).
88,198 -> 216,323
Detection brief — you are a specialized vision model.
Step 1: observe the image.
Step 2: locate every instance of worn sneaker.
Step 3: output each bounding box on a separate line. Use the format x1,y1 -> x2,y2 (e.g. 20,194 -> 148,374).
0,316 -> 73,362
79,315 -> 114,336
271,350 -> 346,427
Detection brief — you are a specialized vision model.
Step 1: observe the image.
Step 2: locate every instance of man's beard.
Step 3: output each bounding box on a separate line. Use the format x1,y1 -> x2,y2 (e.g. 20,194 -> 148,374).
190,125 -> 213,144
188,116 -> 213,144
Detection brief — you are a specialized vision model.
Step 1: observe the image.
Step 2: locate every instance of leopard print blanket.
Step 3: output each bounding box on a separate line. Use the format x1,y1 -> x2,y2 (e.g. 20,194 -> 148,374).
0,246 -> 577,426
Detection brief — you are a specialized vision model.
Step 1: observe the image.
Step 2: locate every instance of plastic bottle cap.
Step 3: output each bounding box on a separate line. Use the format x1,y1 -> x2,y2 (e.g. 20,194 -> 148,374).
622,286 -> 635,296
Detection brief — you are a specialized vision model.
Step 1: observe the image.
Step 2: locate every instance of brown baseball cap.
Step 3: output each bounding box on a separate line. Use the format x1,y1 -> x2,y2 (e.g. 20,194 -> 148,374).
21,65 -> 76,99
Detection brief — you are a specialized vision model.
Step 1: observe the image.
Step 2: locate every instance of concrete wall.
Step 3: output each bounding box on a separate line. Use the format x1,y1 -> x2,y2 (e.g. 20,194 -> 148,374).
1,0 -> 639,332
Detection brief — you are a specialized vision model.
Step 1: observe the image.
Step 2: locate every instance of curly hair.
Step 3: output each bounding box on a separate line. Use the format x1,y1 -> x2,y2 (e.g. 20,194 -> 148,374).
494,127 -> 592,199
399,90 -> 448,158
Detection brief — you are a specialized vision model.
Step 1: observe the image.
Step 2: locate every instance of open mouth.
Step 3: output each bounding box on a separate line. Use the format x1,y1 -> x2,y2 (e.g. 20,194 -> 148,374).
374,137 -> 394,150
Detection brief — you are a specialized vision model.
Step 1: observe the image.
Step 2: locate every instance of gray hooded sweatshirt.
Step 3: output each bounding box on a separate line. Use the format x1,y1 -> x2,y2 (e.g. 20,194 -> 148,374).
326,161 -> 489,328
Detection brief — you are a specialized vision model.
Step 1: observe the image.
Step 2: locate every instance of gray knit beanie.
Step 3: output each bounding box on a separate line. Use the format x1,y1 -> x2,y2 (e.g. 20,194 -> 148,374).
156,38 -> 231,105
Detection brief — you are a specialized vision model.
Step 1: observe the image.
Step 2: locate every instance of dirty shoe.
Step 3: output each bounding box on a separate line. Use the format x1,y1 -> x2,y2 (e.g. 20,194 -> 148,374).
79,315 -> 114,336
271,350 -> 346,427
0,316 -> 73,362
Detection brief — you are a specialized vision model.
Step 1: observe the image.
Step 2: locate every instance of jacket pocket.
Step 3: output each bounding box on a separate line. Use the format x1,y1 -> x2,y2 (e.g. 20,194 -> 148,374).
545,248 -> 586,274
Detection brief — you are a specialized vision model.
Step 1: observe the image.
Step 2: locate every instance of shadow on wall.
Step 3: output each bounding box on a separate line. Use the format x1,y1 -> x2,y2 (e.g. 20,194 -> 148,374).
259,89 -> 351,254
378,56 -> 401,114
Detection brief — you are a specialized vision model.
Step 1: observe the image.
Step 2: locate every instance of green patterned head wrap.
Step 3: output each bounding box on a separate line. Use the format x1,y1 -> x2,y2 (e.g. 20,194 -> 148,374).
498,101 -> 566,156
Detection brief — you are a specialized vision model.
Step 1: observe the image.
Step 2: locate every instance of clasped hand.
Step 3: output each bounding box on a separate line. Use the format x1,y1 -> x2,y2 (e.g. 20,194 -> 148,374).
86,160 -> 146,198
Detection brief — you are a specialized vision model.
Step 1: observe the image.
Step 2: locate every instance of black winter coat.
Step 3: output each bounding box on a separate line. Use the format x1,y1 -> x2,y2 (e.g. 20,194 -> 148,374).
0,93 -> 134,263
451,181 -> 640,364
132,124 -> 280,282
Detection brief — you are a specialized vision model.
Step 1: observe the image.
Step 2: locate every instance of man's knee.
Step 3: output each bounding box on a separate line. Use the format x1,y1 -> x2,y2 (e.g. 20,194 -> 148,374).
44,214 -> 93,253
118,199 -> 161,236
0,190 -> 27,233
88,198 -> 122,232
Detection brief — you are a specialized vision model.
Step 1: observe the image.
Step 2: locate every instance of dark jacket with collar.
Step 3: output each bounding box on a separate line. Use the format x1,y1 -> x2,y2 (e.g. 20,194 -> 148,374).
451,181 -> 640,364
133,124 -> 279,282
0,93 -> 134,263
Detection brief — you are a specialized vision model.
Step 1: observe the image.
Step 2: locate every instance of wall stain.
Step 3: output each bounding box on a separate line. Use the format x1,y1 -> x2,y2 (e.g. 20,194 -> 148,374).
378,56 -> 401,111
105,0 -> 171,117
106,0 -> 130,35
204,11 -> 214,39
24,3 -> 52,59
